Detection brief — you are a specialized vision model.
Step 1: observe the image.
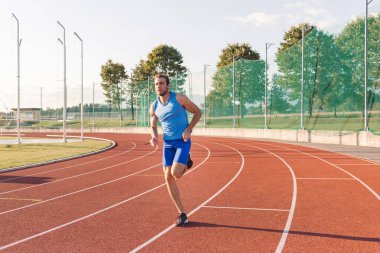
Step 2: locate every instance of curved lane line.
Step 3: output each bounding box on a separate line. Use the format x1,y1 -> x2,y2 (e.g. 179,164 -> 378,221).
0,140 -> 138,183
0,145 -> 156,195
130,140 -> 245,253
229,141 -> 297,253
0,143 -> 211,251
0,163 -> 160,216
266,143 -> 380,201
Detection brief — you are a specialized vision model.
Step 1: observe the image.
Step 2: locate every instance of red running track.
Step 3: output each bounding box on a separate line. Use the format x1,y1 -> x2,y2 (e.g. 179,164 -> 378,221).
0,133 -> 379,252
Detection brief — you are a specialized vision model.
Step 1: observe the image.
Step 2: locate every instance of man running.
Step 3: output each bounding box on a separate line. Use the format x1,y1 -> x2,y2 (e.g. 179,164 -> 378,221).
149,73 -> 202,226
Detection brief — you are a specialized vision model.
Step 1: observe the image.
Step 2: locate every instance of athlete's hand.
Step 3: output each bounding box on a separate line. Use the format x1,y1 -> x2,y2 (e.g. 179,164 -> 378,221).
182,129 -> 191,142
150,137 -> 158,147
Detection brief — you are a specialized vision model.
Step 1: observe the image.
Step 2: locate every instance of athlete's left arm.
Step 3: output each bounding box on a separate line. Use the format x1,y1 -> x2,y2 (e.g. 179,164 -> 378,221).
176,94 -> 202,141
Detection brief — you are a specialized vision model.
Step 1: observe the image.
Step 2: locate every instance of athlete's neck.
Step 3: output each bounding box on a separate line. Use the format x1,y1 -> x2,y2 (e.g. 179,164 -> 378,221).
159,91 -> 171,104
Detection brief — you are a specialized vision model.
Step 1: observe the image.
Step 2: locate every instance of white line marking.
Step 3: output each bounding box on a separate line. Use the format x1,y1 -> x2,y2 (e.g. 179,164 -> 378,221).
230,142 -> 297,253
0,143 -> 211,250
0,140 -> 137,183
206,161 -> 241,163
136,174 -> 163,177
0,163 -> 160,215
129,141 -> 244,253
267,143 -> 380,201
334,164 -> 376,166
0,184 -> 165,251
203,205 -> 290,212
0,197 -> 42,202
0,145 -> 156,195
297,178 -> 355,180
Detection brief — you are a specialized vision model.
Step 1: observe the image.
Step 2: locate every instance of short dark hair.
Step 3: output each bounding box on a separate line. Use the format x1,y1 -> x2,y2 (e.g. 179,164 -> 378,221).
154,73 -> 170,85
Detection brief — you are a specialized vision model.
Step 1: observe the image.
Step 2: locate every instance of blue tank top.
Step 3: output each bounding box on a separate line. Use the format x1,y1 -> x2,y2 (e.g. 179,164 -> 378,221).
154,92 -> 189,140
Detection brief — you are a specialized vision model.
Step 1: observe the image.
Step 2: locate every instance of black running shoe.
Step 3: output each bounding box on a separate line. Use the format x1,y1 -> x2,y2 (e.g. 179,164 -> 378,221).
187,155 -> 193,169
176,213 -> 188,226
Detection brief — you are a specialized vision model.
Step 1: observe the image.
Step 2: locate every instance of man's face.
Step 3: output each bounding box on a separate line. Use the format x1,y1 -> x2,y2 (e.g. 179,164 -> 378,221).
155,77 -> 170,96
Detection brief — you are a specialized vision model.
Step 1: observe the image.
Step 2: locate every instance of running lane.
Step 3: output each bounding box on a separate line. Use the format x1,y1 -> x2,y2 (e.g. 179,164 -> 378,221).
0,134 -> 379,252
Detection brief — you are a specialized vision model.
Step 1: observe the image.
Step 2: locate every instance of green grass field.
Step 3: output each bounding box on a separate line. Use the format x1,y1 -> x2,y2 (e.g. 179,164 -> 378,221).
0,138 -> 112,170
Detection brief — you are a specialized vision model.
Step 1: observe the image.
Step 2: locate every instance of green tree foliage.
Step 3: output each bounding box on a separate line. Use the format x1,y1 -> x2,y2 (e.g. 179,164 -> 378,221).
268,74 -> 293,114
208,43 -> 263,123
132,44 -> 187,94
100,59 -> 128,120
335,14 -> 380,115
216,43 -> 260,67
277,23 -> 315,54
275,25 -> 346,117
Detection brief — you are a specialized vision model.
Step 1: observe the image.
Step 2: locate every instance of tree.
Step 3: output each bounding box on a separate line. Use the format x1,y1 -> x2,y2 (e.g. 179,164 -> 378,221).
275,24 -> 346,119
208,43 -> 263,123
141,44 -> 187,93
277,23 -> 315,54
100,59 -> 128,120
216,43 -> 260,67
335,14 -> 380,118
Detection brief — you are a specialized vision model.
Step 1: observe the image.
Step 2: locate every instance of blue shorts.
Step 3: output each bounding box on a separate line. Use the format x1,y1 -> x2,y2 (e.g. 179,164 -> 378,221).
163,138 -> 191,167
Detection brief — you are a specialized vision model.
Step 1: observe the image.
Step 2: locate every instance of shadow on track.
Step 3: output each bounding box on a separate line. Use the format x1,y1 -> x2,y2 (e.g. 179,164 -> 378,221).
185,222 -> 380,243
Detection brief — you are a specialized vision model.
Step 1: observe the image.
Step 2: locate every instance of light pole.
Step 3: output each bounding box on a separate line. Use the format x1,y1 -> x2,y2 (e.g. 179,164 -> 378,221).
232,55 -> 236,128
203,64 -> 210,127
301,27 -> 305,130
265,43 -> 274,129
12,13 -> 21,144
175,72 -> 178,92
147,76 -> 150,127
187,68 -> 192,99
92,82 -> 95,127
40,87 -> 43,129
364,0 -> 373,132
57,21 -> 67,142
74,31 -> 84,140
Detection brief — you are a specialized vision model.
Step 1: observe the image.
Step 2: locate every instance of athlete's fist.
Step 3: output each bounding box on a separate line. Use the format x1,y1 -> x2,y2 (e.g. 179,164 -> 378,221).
150,137 -> 158,147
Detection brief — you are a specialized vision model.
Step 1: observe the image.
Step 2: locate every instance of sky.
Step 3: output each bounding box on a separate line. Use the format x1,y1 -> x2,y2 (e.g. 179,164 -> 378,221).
1,0 -> 379,111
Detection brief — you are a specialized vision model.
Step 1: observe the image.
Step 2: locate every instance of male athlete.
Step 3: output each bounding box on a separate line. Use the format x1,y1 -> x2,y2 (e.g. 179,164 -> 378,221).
149,73 -> 202,226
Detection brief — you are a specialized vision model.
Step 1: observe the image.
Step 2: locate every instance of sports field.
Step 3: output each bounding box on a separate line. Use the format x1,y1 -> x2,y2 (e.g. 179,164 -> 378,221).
0,132 -> 378,252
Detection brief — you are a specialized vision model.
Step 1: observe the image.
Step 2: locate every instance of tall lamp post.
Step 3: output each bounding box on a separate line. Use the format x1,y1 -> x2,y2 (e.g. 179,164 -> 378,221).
187,68 -> 192,99
265,43 -> 274,129
12,13 -> 21,144
203,64 -> 210,127
301,27 -> 305,130
40,87 -> 43,129
74,31 -> 84,140
364,0 -> 373,132
57,21 -> 67,143
92,82 -> 95,127
232,55 -> 242,128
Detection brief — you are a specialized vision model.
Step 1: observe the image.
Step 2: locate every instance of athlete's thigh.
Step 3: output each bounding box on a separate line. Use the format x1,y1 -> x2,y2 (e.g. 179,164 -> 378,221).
163,142 -> 176,167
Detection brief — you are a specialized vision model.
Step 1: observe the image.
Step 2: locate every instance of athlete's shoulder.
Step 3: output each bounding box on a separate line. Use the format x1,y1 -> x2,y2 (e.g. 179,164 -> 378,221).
175,93 -> 189,104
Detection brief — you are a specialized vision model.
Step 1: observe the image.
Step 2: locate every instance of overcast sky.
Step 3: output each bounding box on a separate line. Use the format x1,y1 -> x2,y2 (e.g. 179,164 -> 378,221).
1,0 -> 379,110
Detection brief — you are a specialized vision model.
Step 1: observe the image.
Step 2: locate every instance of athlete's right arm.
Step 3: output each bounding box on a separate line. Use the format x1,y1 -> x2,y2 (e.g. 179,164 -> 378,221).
149,103 -> 158,147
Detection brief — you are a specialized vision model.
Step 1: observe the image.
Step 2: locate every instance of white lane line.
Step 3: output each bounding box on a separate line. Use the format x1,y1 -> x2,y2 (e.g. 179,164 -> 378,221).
334,164 -> 377,166
136,174 -> 163,177
0,145 -> 156,195
130,141 -> 244,253
0,143 -> 211,250
295,145 -> 380,166
0,197 -> 42,202
203,205 -> 290,212
297,178 -> 355,180
267,143 -> 380,201
230,142 -> 297,253
206,162 -> 241,164
0,184 -> 166,251
0,140 -> 138,183
0,162 -> 161,215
